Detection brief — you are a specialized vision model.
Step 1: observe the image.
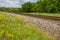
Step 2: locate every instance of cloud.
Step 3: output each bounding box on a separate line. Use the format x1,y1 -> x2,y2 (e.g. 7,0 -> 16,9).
23,0 -> 37,3
23,0 -> 30,2
0,0 -> 37,7
0,0 -> 20,7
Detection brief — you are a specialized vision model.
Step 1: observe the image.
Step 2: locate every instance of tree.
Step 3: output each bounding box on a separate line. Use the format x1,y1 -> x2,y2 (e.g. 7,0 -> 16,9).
22,2 -> 33,12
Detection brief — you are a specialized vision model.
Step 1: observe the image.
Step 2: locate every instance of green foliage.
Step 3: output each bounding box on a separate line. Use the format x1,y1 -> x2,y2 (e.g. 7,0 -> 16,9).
0,7 -> 21,13
22,2 -> 33,12
30,13 -> 60,17
0,13 -> 53,40
21,0 -> 60,13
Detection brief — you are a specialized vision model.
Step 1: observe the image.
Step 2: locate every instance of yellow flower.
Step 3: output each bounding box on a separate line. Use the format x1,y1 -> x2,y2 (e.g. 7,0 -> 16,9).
0,30 -> 5,36
0,23 -> 6,27
5,33 -> 14,38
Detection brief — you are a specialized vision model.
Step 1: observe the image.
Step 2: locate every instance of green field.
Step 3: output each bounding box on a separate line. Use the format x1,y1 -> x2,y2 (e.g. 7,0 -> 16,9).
0,13 -> 53,40
30,13 -> 60,17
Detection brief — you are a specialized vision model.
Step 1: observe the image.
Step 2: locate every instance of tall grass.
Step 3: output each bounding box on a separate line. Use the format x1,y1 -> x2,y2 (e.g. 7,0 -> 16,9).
0,13 -> 53,40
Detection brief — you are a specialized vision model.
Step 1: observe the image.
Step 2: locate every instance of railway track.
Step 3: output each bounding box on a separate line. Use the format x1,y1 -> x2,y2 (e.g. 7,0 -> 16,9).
20,13 -> 60,40
20,13 -> 60,21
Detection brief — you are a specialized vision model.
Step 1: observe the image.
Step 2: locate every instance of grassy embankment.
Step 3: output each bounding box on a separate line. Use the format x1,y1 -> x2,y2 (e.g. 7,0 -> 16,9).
29,13 -> 60,17
0,13 -> 53,40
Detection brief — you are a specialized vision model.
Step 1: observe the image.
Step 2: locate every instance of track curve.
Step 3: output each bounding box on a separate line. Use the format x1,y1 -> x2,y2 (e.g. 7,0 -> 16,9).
20,13 -> 60,21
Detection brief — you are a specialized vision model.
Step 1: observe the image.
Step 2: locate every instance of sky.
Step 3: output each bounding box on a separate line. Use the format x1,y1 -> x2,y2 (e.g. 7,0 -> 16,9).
0,0 -> 37,8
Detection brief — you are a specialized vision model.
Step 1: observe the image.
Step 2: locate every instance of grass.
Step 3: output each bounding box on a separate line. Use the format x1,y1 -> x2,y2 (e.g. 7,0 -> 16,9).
29,13 -> 60,17
0,13 -> 53,40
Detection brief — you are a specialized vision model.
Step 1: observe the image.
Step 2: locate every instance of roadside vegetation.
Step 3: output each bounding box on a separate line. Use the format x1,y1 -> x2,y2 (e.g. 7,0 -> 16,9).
0,13 -> 53,40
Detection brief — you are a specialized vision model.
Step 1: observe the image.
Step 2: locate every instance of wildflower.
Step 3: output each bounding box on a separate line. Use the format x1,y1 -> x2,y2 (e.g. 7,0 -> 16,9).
5,33 -> 14,38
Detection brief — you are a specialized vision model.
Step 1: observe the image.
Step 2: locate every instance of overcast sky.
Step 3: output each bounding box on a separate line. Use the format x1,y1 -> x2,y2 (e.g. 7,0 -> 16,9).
0,0 -> 37,8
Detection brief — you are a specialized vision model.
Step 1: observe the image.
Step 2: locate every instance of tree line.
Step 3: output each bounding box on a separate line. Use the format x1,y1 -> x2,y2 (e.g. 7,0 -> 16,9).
0,0 -> 60,13
21,0 -> 60,13
0,7 -> 21,13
